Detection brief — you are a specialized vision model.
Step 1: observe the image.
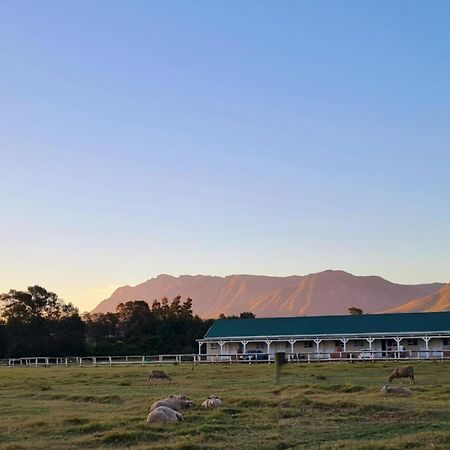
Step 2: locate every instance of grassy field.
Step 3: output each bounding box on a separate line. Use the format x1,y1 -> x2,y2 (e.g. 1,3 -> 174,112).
0,361 -> 449,449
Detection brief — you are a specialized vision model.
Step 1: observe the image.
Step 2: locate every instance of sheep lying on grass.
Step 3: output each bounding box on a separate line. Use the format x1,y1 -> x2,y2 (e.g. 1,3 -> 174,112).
148,369 -> 171,382
147,394 -> 223,424
380,385 -> 413,396
147,406 -> 184,423
387,365 -> 415,383
201,395 -> 222,408
150,395 -> 194,412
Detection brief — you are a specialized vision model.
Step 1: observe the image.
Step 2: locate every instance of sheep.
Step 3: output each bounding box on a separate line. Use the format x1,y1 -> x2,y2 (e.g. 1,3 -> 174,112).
147,406 -> 184,423
201,395 -> 223,408
387,365 -> 415,383
150,394 -> 194,412
148,369 -> 171,382
380,385 -> 413,396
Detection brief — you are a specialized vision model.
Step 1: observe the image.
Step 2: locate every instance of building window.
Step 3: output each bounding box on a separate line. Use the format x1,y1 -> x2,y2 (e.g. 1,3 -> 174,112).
444,338 -> 450,346
406,339 -> 418,346
303,341 -> 313,348
211,344 -> 217,350
352,340 -> 364,347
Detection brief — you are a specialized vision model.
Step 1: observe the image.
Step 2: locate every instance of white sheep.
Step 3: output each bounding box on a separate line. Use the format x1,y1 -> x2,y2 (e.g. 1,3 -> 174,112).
201,395 -> 223,408
150,394 -> 194,412
380,385 -> 413,396
147,406 -> 184,423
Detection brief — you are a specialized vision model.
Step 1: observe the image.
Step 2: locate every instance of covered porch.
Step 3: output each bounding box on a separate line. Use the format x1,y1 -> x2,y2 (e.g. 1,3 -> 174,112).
197,334 -> 450,362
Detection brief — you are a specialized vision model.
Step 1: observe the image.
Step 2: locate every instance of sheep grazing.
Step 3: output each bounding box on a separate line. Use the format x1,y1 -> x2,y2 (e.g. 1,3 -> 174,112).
148,369 -> 171,382
150,394 -> 194,412
387,365 -> 415,383
201,395 -> 223,408
147,406 -> 184,423
380,385 -> 413,396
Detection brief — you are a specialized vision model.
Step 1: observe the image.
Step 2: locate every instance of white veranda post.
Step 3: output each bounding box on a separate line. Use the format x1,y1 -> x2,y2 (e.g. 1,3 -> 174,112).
218,341 -> 225,355
314,339 -> 322,358
340,338 -> 349,352
394,337 -> 402,358
364,338 -> 375,359
264,340 -> 273,356
289,339 -> 297,353
422,336 -> 431,358
241,341 -> 248,354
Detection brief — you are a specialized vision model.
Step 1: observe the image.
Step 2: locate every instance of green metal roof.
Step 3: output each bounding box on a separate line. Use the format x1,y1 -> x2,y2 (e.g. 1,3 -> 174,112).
203,311 -> 450,339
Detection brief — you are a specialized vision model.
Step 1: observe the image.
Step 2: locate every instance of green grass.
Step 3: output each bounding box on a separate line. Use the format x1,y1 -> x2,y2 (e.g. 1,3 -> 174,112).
0,362 -> 449,449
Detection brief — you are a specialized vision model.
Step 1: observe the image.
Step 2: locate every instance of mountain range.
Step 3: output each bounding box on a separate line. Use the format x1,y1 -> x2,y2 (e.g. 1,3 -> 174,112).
382,282 -> 450,313
91,270 -> 448,318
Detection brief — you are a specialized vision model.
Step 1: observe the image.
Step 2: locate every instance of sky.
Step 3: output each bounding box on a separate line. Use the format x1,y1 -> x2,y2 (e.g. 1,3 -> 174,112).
1,1 -> 449,312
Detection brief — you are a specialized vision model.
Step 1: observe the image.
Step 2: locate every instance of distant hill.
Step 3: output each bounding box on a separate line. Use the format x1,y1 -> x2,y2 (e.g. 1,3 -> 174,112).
91,271 -> 445,318
383,283 -> 450,313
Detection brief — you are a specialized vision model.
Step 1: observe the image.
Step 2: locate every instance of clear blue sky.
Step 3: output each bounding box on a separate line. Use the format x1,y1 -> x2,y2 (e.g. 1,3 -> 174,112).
1,1 -> 449,311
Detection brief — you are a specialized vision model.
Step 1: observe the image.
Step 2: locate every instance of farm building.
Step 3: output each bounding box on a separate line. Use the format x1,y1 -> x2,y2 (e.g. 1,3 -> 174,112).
198,311 -> 450,361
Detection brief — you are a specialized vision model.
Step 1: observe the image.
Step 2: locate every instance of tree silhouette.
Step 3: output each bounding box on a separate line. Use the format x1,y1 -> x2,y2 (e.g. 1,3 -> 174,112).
0,287 -> 256,358
0,286 -> 84,357
348,307 -> 363,315
218,312 -> 256,320
0,286 -> 78,322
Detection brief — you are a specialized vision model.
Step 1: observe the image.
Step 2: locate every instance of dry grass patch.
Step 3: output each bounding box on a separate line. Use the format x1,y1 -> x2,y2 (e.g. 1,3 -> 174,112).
0,362 -> 449,449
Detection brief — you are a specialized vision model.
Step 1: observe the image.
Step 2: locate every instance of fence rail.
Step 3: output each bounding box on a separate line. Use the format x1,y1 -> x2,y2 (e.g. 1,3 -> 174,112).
1,349 -> 449,367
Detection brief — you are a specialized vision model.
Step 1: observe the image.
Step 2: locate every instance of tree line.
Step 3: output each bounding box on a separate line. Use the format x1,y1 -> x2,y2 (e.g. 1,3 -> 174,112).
0,286 -> 254,358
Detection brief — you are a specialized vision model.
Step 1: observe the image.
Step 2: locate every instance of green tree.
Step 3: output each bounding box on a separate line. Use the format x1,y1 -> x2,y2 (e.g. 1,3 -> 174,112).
0,286 -> 78,322
85,296 -> 216,355
83,312 -> 120,354
0,286 -> 84,357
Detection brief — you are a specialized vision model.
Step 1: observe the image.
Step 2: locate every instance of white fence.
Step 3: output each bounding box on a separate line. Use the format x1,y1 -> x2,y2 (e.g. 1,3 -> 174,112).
1,349 -> 449,367
2,354 -> 196,367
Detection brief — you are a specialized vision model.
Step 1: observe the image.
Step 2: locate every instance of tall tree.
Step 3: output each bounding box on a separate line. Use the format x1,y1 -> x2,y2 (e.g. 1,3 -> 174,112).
0,286 -> 84,357
0,285 -> 78,322
85,296 -> 216,355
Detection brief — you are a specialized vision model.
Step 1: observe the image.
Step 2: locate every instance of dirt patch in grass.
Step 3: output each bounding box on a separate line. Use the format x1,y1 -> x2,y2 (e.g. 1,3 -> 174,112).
63,417 -> 90,426
100,430 -> 158,446
304,383 -> 367,393
67,394 -> 124,404
28,382 -> 52,392
234,398 -> 276,407
66,421 -> 116,434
